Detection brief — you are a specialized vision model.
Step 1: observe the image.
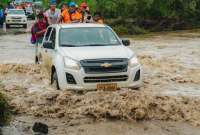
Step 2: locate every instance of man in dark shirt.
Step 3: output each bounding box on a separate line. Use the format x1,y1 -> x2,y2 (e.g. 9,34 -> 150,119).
32,12 -> 48,63
33,12 -> 48,44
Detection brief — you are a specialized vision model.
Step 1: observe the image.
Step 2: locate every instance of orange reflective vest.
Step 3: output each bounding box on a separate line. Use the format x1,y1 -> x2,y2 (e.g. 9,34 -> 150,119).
69,11 -> 82,22
61,9 -> 71,23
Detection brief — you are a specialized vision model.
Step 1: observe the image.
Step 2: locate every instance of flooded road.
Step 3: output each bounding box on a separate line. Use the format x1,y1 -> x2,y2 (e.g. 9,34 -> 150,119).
0,21 -> 34,64
0,34 -> 34,64
131,31 -> 200,97
0,30 -> 199,96
0,30 -> 200,135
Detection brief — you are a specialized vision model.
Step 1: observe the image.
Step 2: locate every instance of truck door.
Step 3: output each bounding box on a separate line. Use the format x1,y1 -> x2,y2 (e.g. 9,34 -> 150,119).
41,27 -> 52,72
45,28 -> 57,73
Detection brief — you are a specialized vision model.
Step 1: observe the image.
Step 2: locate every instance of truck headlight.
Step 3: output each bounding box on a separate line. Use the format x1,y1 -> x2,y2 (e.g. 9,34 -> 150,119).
129,56 -> 139,68
64,57 -> 80,70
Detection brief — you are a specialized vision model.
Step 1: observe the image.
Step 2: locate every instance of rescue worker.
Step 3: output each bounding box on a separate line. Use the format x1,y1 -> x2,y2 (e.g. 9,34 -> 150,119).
45,0 -> 60,25
68,2 -> 82,23
60,3 -> 66,13
32,12 -> 48,63
59,3 -> 70,23
93,12 -> 104,24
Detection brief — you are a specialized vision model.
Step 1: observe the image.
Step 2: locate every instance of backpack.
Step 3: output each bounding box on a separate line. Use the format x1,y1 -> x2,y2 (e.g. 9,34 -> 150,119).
31,23 -> 37,44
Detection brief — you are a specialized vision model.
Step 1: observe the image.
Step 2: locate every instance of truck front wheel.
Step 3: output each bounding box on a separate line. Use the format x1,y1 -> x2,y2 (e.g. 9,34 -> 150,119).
35,56 -> 39,64
23,24 -> 27,29
51,69 -> 60,90
6,24 -> 10,29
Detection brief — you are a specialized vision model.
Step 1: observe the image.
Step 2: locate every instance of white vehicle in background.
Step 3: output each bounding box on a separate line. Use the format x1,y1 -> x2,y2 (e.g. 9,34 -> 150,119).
5,9 -> 27,28
36,24 -> 143,91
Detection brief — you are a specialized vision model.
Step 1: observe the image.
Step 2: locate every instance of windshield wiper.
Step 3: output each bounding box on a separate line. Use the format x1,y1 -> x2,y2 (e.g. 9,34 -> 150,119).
60,44 -> 77,47
60,44 -> 116,47
82,44 -> 109,46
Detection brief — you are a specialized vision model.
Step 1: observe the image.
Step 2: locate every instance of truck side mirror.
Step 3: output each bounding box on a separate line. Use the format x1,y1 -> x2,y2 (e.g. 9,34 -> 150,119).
122,39 -> 130,46
43,41 -> 53,49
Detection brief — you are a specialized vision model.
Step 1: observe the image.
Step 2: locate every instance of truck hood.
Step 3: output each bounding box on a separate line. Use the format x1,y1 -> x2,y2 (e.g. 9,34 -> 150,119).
59,45 -> 134,61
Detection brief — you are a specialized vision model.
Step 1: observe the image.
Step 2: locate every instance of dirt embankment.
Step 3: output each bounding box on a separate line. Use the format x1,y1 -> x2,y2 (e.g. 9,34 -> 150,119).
0,64 -> 200,127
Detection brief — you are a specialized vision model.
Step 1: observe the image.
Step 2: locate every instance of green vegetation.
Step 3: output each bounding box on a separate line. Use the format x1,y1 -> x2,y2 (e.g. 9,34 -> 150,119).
45,0 -> 200,34
1,0 -> 200,34
94,0 -> 200,34
0,84 -> 10,126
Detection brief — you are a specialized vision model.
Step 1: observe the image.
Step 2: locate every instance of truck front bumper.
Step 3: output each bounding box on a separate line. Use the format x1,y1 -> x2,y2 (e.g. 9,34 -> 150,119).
57,65 -> 143,91
6,20 -> 27,25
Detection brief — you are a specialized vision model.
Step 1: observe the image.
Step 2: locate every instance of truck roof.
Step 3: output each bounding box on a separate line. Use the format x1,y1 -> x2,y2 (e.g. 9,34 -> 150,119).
54,23 -> 107,29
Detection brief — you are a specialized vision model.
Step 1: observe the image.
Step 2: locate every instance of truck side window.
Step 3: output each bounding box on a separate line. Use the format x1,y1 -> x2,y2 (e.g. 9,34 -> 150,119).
49,28 -> 56,49
44,27 -> 52,41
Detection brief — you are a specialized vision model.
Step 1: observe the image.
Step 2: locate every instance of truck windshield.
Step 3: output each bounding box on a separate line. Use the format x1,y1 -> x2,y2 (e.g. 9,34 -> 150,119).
59,27 -> 120,47
8,10 -> 25,15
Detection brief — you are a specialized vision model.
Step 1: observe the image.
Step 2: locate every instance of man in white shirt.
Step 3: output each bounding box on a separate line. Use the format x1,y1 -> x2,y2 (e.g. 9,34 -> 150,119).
45,1 -> 60,25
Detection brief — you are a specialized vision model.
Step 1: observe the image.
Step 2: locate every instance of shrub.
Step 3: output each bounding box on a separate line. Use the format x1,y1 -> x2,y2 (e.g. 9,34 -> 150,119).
0,92 -> 10,125
113,25 -> 129,35
131,25 -> 148,34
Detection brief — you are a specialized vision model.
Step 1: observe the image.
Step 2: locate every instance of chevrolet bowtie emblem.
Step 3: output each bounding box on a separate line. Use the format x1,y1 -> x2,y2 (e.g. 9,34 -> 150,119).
101,63 -> 112,68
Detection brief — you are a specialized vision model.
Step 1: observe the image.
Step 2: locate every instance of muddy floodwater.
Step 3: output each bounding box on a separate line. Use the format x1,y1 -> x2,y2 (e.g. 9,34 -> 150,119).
132,31 -> 200,97
0,29 -> 200,135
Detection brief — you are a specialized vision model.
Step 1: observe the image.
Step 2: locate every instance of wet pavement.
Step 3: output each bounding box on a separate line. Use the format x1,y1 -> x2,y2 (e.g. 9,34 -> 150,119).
0,20 -> 34,64
0,34 -> 34,64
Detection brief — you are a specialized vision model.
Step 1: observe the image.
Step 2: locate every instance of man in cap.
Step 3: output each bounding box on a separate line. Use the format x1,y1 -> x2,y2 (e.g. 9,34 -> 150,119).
79,2 -> 92,23
68,2 -> 82,23
32,12 -> 48,63
45,0 -> 60,25
59,3 -> 70,23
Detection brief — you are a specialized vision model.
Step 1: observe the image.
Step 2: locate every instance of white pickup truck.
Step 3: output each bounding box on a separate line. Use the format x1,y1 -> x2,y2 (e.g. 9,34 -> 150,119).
5,9 -> 27,28
35,23 -> 142,90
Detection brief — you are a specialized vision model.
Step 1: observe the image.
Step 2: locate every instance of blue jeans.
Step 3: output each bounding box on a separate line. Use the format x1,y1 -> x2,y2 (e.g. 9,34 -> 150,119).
0,18 -> 4,27
35,37 -> 43,57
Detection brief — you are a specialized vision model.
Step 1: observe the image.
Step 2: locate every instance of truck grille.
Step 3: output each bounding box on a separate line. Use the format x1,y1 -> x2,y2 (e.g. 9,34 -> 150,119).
80,58 -> 128,74
12,20 -> 21,22
11,17 -> 22,19
84,75 -> 128,83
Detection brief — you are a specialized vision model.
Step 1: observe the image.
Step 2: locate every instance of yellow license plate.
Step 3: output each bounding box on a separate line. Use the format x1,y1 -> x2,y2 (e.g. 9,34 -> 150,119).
97,83 -> 117,91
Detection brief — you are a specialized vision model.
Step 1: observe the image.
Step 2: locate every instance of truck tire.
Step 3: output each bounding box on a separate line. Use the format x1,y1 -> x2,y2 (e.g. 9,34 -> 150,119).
31,15 -> 35,20
35,56 -> 39,64
23,24 -> 27,29
6,24 -> 10,29
51,70 -> 60,90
